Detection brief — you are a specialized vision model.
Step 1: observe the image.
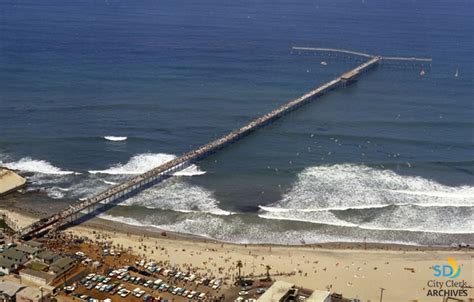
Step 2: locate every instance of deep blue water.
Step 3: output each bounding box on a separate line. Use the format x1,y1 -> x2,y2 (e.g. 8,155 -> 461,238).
1,0 -> 473,245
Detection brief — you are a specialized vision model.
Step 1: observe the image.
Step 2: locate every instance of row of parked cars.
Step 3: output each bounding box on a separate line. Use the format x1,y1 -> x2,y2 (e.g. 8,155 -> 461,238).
131,261 -> 223,290
107,267 -> 209,300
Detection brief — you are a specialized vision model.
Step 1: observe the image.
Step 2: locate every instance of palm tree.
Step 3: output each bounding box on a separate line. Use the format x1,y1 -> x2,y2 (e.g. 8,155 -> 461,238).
265,265 -> 271,281
236,260 -> 243,281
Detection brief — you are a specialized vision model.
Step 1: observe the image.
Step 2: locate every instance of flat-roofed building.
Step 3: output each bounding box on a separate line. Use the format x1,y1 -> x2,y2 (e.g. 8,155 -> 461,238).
0,257 -> 17,274
258,281 -> 333,302
35,250 -> 59,265
306,290 -> 331,302
23,241 -> 43,249
1,248 -> 28,266
257,281 -> 294,302
0,280 -> 26,301
50,257 -> 76,280
15,244 -> 43,259
20,268 -> 54,287
16,286 -> 51,302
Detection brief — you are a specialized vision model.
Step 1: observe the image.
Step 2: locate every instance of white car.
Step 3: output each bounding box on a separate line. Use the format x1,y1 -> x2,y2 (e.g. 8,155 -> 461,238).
75,251 -> 86,257
136,290 -> 145,297
212,282 -> 221,290
188,274 -> 196,282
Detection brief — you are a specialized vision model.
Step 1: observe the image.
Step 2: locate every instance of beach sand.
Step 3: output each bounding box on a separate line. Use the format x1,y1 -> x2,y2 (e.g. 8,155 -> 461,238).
1,207 -> 473,302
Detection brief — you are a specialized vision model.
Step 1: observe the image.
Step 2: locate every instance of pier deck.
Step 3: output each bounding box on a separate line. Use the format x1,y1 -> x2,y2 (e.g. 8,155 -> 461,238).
19,55 -> 382,239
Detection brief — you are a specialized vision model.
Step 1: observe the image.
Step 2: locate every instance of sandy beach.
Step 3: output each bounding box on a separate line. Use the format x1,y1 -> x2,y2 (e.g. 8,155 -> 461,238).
1,206 -> 472,302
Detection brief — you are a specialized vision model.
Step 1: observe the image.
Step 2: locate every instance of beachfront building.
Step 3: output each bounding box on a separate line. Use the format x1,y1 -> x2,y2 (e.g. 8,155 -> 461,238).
0,280 -> 25,301
49,256 -> 76,281
15,244 -> 43,259
0,248 -> 28,267
20,269 -> 54,287
23,241 -> 43,249
0,258 -> 17,274
257,281 -> 332,302
16,286 -> 51,302
35,250 -> 59,265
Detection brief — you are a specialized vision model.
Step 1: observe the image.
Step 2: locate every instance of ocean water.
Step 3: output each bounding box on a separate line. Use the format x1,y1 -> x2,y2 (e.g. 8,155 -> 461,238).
1,0 -> 473,245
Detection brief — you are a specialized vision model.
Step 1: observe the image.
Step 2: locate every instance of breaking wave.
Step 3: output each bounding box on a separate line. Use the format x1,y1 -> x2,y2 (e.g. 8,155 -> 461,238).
104,136 -> 128,141
0,157 -> 76,175
264,164 -> 474,210
259,164 -> 474,234
88,153 -> 205,176
121,180 -> 232,216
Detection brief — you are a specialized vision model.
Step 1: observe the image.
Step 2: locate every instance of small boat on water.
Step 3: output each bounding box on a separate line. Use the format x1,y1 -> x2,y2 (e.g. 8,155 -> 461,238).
320,61 -> 328,66
419,69 -> 425,76
454,68 -> 459,78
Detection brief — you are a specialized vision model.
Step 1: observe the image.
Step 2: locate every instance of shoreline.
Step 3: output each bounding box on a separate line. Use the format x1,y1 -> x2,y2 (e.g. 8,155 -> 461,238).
1,202 -> 473,301
0,197 -> 469,252
1,190 -> 473,251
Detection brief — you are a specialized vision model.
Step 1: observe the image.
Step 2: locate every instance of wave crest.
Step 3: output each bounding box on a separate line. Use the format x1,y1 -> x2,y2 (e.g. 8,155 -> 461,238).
259,164 -> 474,234
88,153 -> 205,176
104,136 -> 127,141
121,180 -> 231,216
0,157 -> 76,175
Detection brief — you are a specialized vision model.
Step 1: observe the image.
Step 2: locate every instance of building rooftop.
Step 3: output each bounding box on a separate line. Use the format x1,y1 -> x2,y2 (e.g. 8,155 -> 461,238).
0,280 -> 25,297
306,290 -> 331,302
20,268 -> 54,283
15,244 -> 41,255
50,257 -> 75,274
29,261 -> 49,272
1,248 -> 27,262
257,280 -> 294,302
17,286 -> 46,300
36,250 -> 58,262
24,240 -> 44,249
0,257 -> 16,269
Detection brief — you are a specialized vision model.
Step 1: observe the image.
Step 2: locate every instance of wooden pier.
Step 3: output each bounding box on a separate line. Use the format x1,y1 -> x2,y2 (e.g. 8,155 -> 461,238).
19,54 -> 383,239
292,46 -> 432,62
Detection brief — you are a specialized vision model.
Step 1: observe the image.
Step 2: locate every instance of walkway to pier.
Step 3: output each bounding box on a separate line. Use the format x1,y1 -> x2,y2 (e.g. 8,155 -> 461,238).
19,53 -> 385,239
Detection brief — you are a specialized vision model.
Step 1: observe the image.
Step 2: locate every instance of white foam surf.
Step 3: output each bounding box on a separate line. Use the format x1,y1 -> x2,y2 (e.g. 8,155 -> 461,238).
101,179 -> 118,185
0,157 -> 76,175
45,186 -> 71,199
88,153 -> 205,176
258,211 -> 357,228
259,204 -> 394,212
97,213 -> 423,246
260,164 -> 474,234
269,164 -> 474,210
121,180 -> 232,216
104,136 -> 128,141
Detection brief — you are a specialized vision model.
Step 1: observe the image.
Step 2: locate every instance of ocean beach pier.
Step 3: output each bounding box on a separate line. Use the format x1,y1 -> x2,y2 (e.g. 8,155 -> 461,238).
18,48 -> 430,239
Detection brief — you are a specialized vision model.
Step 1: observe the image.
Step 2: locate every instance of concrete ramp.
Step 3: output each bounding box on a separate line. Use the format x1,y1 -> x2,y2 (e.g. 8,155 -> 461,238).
0,168 -> 26,196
